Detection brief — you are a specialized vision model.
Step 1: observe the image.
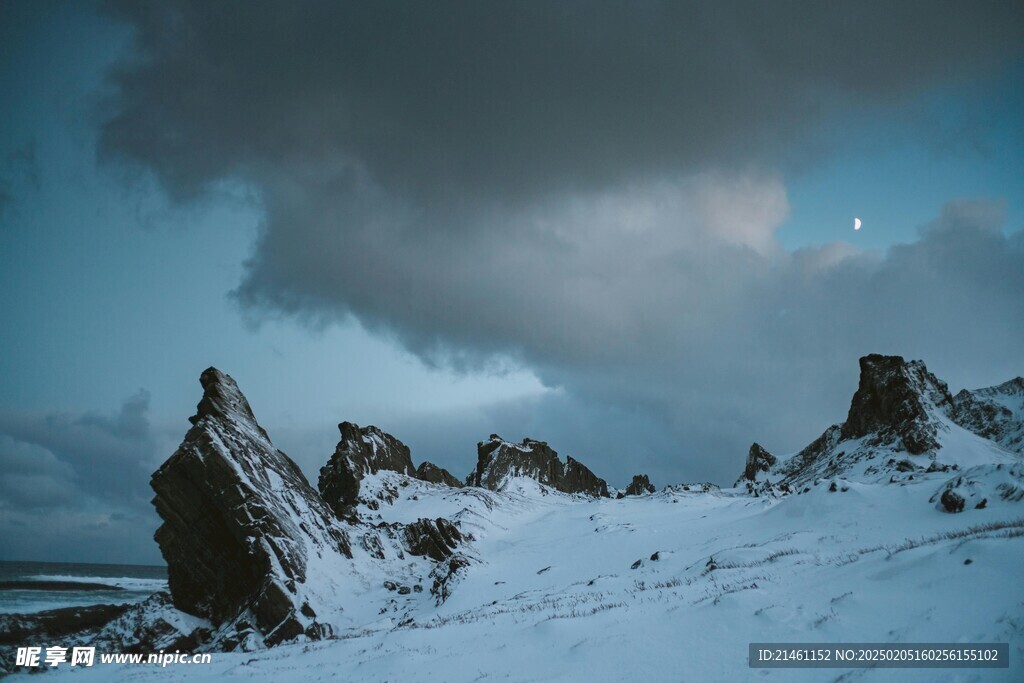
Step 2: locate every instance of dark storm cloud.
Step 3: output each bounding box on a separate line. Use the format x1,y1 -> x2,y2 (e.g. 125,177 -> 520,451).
102,0 -> 1023,202
98,2 -> 1024,483
0,390 -> 158,507
0,392 -> 165,562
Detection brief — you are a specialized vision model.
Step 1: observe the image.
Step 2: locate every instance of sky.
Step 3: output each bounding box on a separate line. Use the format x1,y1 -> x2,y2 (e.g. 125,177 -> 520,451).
1,0 -> 1022,564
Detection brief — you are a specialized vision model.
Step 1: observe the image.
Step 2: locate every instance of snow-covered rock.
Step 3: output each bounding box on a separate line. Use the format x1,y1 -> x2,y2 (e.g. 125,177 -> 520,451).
841,353 -> 954,454
415,460 -> 464,488
89,592 -> 211,654
741,354 -> 1021,490
319,421 -> 416,516
622,474 -> 656,496
151,368 -> 353,647
468,434 -> 609,497
14,354 -> 1024,682
952,377 -> 1024,454
738,442 -> 776,484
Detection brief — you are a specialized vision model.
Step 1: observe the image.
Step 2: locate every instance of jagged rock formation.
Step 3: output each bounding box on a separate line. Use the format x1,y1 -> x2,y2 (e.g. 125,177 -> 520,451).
741,443 -> 777,482
89,593 -> 212,654
951,377 -> 1024,454
319,422 -> 416,516
403,518 -> 464,561
151,368 -> 351,648
0,594 -> 216,674
416,461 -> 464,488
0,603 -> 130,650
623,474 -> 656,496
563,456 -> 610,497
663,482 -> 720,494
467,435 -> 608,497
429,554 -> 472,606
738,354 -> 1021,491
840,354 -> 953,454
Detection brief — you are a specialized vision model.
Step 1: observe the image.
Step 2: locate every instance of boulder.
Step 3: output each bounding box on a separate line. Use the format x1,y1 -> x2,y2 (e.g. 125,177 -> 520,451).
940,488 -> 966,513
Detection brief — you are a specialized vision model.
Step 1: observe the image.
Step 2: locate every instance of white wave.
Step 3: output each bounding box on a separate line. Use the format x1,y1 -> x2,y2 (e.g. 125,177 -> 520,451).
23,574 -> 167,592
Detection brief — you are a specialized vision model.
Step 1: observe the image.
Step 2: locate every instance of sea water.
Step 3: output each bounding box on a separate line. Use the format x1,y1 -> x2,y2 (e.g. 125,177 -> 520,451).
0,560 -> 167,615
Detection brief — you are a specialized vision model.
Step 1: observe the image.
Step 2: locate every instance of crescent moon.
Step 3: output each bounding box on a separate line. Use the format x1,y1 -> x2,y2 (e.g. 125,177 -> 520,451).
854,218 -> 862,231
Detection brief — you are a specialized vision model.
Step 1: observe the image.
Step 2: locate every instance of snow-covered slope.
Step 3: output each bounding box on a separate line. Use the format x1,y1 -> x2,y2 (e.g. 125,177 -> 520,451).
953,377 -> 1024,454
25,468 -> 1024,682
10,355 -> 1023,682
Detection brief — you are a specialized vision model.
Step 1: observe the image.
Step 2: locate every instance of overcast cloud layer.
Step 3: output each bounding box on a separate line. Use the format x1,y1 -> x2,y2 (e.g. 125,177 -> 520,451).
97,1 -> 1024,486
0,393 -> 165,563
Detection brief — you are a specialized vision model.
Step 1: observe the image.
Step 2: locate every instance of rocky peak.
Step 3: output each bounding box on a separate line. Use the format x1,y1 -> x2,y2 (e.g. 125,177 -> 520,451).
623,474 -> 656,496
416,461 -> 464,488
741,443 -> 777,482
736,354 -> 970,489
189,367 -> 263,433
841,354 -> 953,454
318,422 -> 416,517
468,435 -> 608,497
151,368 -> 350,648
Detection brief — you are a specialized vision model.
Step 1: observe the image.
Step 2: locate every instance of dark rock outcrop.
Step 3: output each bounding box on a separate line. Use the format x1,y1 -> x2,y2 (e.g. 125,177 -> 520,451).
742,443 -> 777,481
841,354 -> 953,454
0,603 -> 130,647
623,474 -> 656,496
940,489 -> 966,513
416,461 -> 464,488
467,435 -> 609,497
0,603 -> 131,674
563,456 -> 610,497
951,377 -> 1024,454
429,554 -> 472,606
151,368 -> 350,648
319,422 -> 416,516
403,518 -> 464,562
738,355 -> 975,489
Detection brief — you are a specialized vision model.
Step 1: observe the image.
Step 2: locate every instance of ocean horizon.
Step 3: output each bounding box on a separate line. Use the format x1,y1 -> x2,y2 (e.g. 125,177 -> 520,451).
0,560 -> 167,615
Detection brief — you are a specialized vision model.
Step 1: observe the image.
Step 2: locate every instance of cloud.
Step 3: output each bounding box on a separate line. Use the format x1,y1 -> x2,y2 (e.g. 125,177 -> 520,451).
96,2 -> 1024,489
0,390 -> 158,505
0,436 -> 78,510
234,193 -> 1024,490
0,392 -> 164,563
101,1 -> 1023,202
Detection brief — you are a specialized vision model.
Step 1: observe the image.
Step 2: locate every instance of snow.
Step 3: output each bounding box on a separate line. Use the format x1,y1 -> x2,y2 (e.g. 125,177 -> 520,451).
14,366 -> 1021,681
23,463 -> 1023,682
